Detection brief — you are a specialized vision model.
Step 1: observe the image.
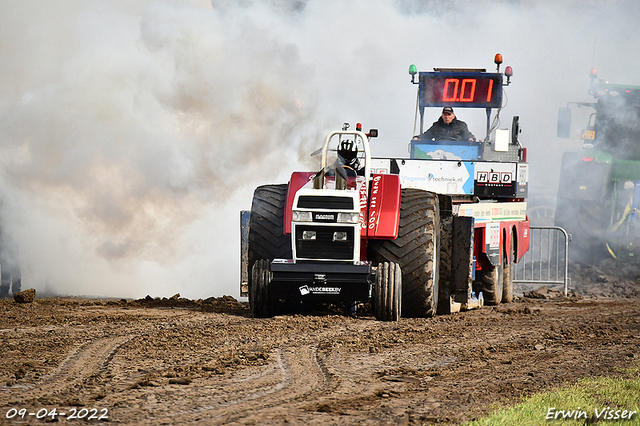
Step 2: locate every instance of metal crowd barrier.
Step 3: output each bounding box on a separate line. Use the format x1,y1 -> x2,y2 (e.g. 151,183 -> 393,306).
513,226 -> 570,296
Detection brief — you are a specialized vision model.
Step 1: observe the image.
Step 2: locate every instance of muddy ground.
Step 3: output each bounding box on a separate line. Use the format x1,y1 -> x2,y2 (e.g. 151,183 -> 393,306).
0,262 -> 639,425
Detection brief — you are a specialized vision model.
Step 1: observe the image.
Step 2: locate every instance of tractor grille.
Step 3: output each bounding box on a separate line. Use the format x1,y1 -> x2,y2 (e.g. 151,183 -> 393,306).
295,225 -> 355,260
297,196 -> 354,210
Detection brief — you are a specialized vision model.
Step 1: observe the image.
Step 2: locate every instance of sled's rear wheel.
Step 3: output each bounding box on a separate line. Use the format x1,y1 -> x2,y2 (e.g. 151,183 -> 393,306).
502,230 -> 516,303
476,263 -> 503,306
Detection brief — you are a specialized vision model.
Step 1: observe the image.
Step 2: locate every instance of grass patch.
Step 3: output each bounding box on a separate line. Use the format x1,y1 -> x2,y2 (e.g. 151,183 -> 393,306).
464,366 -> 640,425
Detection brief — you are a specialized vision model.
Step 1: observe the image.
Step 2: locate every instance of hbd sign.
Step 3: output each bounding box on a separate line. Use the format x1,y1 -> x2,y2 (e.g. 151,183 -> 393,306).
476,171 -> 512,184
474,164 -> 517,197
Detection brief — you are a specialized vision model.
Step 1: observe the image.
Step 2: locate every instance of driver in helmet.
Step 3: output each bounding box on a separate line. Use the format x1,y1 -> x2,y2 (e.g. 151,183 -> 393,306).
336,139 -> 363,176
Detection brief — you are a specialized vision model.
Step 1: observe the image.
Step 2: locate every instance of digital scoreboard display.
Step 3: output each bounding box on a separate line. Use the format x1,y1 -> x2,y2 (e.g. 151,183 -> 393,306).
419,72 -> 503,108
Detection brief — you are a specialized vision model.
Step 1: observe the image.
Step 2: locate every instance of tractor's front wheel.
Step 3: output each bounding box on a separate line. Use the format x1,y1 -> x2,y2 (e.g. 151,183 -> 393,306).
250,259 -> 274,318
374,262 -> 402,321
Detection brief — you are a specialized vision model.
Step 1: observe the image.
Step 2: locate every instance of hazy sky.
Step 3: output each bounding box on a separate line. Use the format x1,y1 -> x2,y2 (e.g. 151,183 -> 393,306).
0,0 -> 638,299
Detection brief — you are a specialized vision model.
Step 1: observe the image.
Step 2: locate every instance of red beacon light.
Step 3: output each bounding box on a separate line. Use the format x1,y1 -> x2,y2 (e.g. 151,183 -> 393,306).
505,66 -> 513,77
504,65 -> 513,85
589,68 -> 598,80
355,122 -> 378,138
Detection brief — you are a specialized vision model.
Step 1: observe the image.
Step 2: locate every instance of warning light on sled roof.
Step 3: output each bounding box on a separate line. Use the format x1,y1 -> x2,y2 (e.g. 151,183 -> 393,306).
505,66 -> 513,78
409,64 -> 417,83
589,68 -> 598,79
503,66 -> 513,86
494,53 -> 504,73
356,123 -> 362,131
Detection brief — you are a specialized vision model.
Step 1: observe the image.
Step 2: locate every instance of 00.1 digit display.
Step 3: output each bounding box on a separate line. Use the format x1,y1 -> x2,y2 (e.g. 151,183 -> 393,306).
419,73 -> 502,108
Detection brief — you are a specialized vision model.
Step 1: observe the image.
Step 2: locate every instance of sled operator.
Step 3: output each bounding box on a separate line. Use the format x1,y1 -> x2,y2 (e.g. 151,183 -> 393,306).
421,106 -> 476,142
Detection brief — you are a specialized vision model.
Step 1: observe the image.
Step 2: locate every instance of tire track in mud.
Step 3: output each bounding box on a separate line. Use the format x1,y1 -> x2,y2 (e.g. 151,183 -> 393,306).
141,320 -> 411,425
154,342 -> 335,424
130,319 -> 430,425
0,311 -> 203,409
2,335 -> 133,402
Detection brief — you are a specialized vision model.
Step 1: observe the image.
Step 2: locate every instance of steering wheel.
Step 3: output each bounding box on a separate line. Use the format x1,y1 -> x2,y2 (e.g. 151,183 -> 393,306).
342,165 -> 357,177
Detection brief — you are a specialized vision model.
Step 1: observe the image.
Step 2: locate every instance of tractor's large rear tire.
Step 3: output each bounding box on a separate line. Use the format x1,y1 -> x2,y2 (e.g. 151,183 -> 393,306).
476,263 -> 503,306
556,197 -> 610,263
373,262 -> 402,321
248,185 -> 292,314
555,151 -> 612,263
502,230 -> 515,303
251,259 -> 274,318
368,189 -> 440,318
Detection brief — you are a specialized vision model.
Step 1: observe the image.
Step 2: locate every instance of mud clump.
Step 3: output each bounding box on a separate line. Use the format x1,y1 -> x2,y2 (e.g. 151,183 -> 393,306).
13,288 -> 36,304
569,259 -> 640,299
129,294 -> 249,315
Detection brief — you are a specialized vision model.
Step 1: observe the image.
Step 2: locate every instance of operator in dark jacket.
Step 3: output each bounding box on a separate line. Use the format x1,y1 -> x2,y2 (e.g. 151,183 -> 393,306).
422,106 -> 475,141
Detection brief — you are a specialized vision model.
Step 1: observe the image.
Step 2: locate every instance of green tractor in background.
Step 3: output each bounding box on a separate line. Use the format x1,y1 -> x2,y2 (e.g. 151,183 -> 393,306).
556,69 -> 640,263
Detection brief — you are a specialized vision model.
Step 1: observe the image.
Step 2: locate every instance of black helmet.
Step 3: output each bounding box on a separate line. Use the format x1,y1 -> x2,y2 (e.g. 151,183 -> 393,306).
338,140 -> 358,167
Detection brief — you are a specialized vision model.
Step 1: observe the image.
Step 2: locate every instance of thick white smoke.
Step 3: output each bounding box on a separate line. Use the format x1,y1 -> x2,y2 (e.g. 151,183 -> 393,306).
0,0 -> 638,299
